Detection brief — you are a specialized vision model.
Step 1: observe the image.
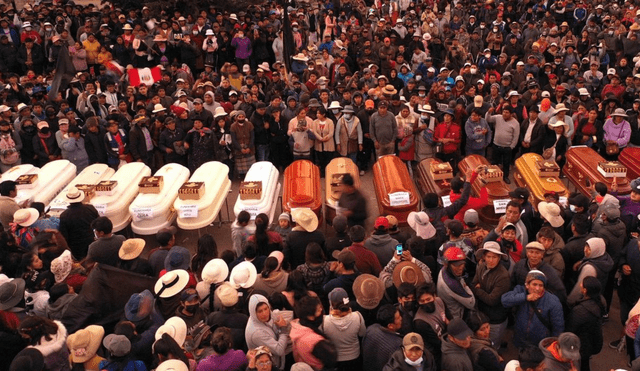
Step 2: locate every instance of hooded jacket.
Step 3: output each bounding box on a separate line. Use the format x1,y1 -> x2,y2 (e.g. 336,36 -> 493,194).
29,320 -> 70,371
567,242 -> 614,306
538,337 -> 581,371
382,348 -> 437,371
245,294 -> 290,370
592,217 -> 627,264
566,296 -> 604,358
252,271 -> 289,298
364,233 -> 399,268
321,311 -> 366,362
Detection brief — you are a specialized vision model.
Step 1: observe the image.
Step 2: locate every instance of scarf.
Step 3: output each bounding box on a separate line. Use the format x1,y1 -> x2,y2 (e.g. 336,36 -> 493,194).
441,266 -> 472,298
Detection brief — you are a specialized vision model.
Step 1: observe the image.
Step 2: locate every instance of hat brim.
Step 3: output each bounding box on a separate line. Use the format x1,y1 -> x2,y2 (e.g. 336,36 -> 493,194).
202,259 -> 230,285
64,190 -> 85,204
68,325 -> 105,363
119,240 -> 145,260
291,208 -> 319,232
0,278 -> 25,310
353,274 -> 384,309
392,261 -> 425,288
15,208 -> 39,227
229,261 -> 258,289
154,270 -> 190,298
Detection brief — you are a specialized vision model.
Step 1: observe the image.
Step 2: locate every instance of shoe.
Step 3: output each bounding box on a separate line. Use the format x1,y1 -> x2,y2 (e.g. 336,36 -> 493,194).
609,339 -> 622,349
503,177 -> 511,184
360,170 -> 365,176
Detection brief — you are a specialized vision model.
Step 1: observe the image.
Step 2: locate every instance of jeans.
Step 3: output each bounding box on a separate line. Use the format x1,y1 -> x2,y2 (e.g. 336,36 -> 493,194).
256,144 -> 270,162
492,144 -> 513,178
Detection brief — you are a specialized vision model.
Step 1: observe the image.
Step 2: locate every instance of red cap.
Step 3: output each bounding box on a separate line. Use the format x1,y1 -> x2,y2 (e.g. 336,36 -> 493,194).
549,74 -> 557,79
443,247 -> 466,262
374,216 -> 390,230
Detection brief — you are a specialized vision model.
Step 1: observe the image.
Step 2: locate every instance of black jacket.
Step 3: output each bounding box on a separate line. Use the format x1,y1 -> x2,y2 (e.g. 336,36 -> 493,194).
83,126 -> 108,164
338,189 -> 368,227
59,203 -> 100,260
566,296 -> 604,358
519,118 -> 546,155
128,124 -> 152,163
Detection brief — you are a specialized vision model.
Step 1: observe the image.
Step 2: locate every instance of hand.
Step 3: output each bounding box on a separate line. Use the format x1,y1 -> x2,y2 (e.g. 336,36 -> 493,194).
337,144 -> 341,152
247,349 -> 257,368
330,261 -> 339,271
274,315 -> 287,328
527,292 -> 541,301
264,123 -> 269,129
475,165 -> 485,174
522,141 -> 530,148
364,133 -> 370,138
183,143 -> 190,149
573,260 -> 582,271
496,215 -> 507,232
623,264 -> 632,275
374,141 -> 380,149
359,144 -> 363,151
401,250 -> 413,262
611,181 -> 618,192
166,148 -> 173,154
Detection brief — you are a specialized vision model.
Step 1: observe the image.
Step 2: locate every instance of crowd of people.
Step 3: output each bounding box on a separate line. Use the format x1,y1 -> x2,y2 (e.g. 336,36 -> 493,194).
2,0 -> 640,370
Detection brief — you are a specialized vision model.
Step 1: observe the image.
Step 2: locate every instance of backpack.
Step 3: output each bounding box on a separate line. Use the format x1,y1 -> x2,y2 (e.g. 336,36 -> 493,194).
0,133 -> 19,165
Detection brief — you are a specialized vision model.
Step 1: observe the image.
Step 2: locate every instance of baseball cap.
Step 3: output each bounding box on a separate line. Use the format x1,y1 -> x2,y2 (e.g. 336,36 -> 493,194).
336,249 -> 356,266
402,332 -> 424,350
442,247 -> 465,262
447,318 -> 472,340
509,187 -> 529,200
374,216 -> 390,230
557,332 -> 581,361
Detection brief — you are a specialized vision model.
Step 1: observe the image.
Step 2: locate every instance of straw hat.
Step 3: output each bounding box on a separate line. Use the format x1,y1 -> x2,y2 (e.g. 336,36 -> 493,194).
292,53 -> 308,61
475,241 -> 506,262
392,261 -> 426,288
291,208 -> 318,232
13,208 -> 39,227
152,104 -> 166,113
50,250 -> 73,283
64,187 -> 85,204
407,211 -> 436,239
258,62 -> 270,71
119,238 -> 146,261
611,108 -> 628,117
214,107 -> 227,118
154,269 -> 189,298
538,201 -> 564,228
0,278 -> 26,310
229,261 -> 257,289
156,360 -> 189,371
67,325 -> 105,363
201,258 -> 229,285
122,24 -> 133,31
216,282 -> 239,307
554,103 -> 569,113
352,274 -> 384,309
382,85 -> 398,95
155,316 -> 187,347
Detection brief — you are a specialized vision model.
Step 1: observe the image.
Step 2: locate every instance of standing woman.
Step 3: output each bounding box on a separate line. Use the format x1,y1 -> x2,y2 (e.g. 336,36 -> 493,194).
18,316 -> 70,371
335,105 -> 363,164
191,234 -> 218,281
230,111 -> 255,179
245,294 -> 290,370
566,276 -> 605,371
321,288 -> 366,371
311,107 -> 335,177
213,108 -> 234,179
434,109 -> 462,170
574,108 -> 603,149
543,121 -> 569,170
184,118 -> 218,173
602,108 -> 632,160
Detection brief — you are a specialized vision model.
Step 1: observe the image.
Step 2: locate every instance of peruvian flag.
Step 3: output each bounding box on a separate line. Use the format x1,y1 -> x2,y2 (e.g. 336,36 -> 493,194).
128,66 -> 162,87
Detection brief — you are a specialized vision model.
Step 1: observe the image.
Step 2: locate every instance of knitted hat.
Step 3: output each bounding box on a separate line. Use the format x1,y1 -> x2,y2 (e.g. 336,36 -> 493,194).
525,269 -> 546,285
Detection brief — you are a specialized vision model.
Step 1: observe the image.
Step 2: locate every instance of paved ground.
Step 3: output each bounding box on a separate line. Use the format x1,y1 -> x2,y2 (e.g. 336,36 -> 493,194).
126,166 -> 631,370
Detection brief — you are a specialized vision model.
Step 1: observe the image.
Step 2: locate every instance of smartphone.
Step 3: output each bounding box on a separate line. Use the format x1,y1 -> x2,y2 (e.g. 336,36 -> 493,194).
396,244 -> 403,256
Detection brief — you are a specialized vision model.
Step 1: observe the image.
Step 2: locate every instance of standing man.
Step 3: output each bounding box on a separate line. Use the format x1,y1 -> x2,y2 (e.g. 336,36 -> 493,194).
0,181 -> 21,230
369,101 -> 398,156
486,105 -> 520,184
59,187 -> 100,260
128,114 -> 155,171
337,174 -> 367,227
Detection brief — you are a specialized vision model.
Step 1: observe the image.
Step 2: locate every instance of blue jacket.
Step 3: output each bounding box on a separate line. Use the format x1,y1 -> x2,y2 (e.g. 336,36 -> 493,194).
501,285 -> 564,348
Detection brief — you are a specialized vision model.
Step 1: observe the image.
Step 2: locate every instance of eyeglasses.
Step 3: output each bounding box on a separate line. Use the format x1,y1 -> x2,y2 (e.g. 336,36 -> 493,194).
257,361 -> 272,367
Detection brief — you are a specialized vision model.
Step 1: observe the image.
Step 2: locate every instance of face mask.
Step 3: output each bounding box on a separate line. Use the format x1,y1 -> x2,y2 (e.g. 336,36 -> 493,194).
570,204 -> 577,212
415,75 -> 422,81
402,301 -> 416,312
608,31 -> 614,36
405,357 -> 423,367
45,27 -> 52,32
420,302 -> 436,313
480,25 -> 485,29
23,126 -> 36,134
193,30 -> 199,35
185,304 -> 199,313
421,114 -> 429,120
293,27 -> 299,32
332,109 -> 340,115
344,113 -> 352,120
470,68 -> 477,74
429,23 -> 434,27
237,119 -> 245,124
419,92 -> 425,97
485,53 -> 491,59
40,127 -> 50,134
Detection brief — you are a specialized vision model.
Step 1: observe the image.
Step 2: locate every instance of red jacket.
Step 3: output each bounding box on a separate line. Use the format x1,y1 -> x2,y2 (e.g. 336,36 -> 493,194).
434,122 -> 461,154
449,187 -> 489,223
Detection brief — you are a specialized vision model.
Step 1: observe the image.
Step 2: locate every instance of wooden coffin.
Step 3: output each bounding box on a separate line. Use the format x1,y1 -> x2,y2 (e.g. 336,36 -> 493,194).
373,155 -> 420,226
514,153 -> 569,208
459,154 -> 510,225
619,147 -> 640,181
564,147 -> 631,196
282,160 -> 323,221
416,158 -> 453,198
325,157 -> 360,225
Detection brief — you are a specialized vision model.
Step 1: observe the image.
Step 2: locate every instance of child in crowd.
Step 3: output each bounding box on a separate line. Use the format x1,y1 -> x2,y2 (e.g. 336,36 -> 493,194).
274,212 -> 292,239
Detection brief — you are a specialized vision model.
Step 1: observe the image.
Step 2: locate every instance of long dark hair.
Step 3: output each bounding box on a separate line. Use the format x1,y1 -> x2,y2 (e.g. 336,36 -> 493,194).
262,256 -> 279,278
254,213 -> 270,256
191,234 -> 218,278
285,270 -> 309,304
19,316 -> 59,346
153,333 -> 190,369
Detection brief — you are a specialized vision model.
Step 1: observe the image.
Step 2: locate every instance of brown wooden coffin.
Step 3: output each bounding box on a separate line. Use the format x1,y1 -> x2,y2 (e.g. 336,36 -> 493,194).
458,154 -> 510,225
564,147 -> 631,196
282,159 -> 323,221
619,147 -> 640,181
373,155 -> 420,225
416,158 -> 453,198
325,157 -> 360,224
514,153 -> 569,208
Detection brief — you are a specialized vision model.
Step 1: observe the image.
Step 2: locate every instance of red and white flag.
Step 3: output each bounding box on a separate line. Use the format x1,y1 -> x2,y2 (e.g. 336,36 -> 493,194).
128,66 -> 162,87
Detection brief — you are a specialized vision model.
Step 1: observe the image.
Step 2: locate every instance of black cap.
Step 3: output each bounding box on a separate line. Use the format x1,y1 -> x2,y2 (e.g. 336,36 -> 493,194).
509,187 -> 530,200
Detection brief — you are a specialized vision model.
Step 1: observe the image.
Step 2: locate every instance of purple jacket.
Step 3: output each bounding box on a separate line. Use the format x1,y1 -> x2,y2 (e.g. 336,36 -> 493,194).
603,119 -> 631,147
231,37 -> 252,59
195,349 -> 247,371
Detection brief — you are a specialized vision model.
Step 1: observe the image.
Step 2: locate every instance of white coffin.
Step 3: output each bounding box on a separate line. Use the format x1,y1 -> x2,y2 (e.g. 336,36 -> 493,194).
129,163 -> 190,235
90,162 -> 152,232
48,163 -> 115,216
233,161 -> 281,232
1,161 -> 77,206
174,161 -> 231,230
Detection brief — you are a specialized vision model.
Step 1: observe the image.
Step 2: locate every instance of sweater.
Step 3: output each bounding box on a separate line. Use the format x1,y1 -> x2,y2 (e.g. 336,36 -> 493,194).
440,336 -> 473,371
195,349 -> 247,371
348,244 -> 382,276
362,324 -> 404,371
321,311 -> 366,361
486,112 -> 520,149
364,233 -> 399,268
290,321 -> 324,370
369,111 -> 398,145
